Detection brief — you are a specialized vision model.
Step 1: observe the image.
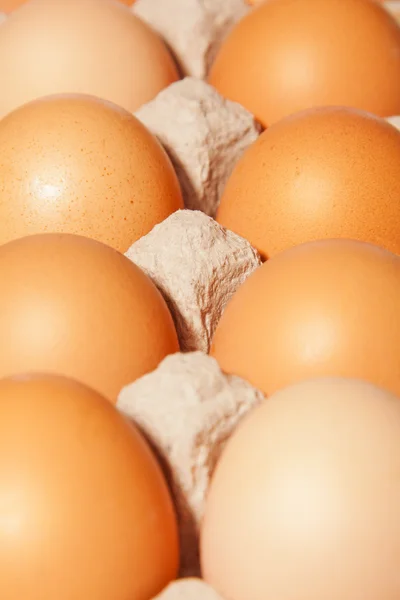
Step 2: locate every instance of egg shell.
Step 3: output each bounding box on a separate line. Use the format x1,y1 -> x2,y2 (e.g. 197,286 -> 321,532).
0,0 -> 136,12
216,106 -> 400,260
0,94 -> 183,251
0,233 -> 179,403
210,239 -> 400,397
201,377 -> 400,600
0,373 -> 179,600
208,0 -> 400,127
0,0 -> 24,12
246,0 -> 390,5
0,0 -> 179,118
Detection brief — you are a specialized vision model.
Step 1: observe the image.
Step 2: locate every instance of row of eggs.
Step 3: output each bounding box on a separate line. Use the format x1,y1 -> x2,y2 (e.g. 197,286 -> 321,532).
0,5 -> 178,600
205,5 -> 400,596
0,0 -> 398,124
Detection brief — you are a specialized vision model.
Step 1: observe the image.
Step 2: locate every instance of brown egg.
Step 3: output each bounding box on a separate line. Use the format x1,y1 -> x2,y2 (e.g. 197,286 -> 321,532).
0,0 -> 179,118
0,0 -> 25,12
208,0 -> 400,127
0,94 -> 183,251
0,0 -> 135,13
210,239 -> 400,397
0,233 -> 179,403
0,373 -> 179,600
201,377 -> 400,600
216,106 -> 400,260
246,0 -> 389,4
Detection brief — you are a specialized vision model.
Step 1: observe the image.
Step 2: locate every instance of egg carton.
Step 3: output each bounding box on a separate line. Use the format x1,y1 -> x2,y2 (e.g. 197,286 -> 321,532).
153,578 -> 225,599
0,2 -> 400,599
386,0 -> 400,20
126,4 -> 400,599
126,0 -> 400,594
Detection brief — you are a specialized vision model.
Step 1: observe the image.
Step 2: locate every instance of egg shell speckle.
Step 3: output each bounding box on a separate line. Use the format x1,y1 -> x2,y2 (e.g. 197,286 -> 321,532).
0,93 -> 183,251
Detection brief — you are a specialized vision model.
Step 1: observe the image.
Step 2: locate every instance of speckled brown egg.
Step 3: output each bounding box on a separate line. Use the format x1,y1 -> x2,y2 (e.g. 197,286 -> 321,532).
0,0 -> 179,118
210,239 -> 400,397
201,377 -> 400,600
0,233 -> 180,403
209,0 -> 400,127
0,373 -> 179,600
0,93 -> 183,251
217,106 -> 400,260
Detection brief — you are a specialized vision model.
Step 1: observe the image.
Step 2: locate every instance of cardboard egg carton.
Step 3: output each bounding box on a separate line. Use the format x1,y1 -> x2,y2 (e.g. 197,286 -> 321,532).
126,0 -> 400,592
118,351 -> 263,578
125,7 -> 266,589
124,26 -> 267,586
388,115 -> 400,129
132,0 -> 249,79
385,1 -> 400,22
1,2 -> 398,598
153,578 -> 225,599
121,74 -> 265,585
